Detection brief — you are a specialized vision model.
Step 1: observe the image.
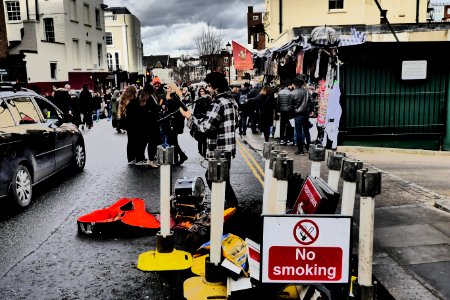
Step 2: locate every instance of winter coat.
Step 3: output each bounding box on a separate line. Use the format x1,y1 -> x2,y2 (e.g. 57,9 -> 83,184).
277,87 -> 293,113
79,89 -> 93,113
53,89 -> 71,113
291,87 -> 309,116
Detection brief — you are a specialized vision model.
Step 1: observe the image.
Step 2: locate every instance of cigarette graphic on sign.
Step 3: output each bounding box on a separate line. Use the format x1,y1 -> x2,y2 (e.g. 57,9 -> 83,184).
294,220 -> 319,245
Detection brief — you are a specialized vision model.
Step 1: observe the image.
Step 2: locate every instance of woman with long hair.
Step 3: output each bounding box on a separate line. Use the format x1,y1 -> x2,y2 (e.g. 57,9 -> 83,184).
162,83 -> 188,165
118,85 -> 143,164
192,87 -> 211,157
253,86 -> 275,142
139,84 -> 160,168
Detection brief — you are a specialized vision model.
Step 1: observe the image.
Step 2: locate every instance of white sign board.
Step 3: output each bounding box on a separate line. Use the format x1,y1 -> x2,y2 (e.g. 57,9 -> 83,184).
401,60 -> 427,80
261,215 -> 351,284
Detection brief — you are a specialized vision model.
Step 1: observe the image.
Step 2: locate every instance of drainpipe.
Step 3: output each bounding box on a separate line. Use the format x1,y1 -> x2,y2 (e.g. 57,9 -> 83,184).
279,0 -> 282,34
416,0 -> 420,23
25,0 -> 29,20
123,14 -> 129,77
35,0 -> 39,21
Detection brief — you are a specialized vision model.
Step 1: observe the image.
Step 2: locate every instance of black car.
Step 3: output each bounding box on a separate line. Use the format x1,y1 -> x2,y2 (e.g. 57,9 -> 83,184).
0,84 -> 86,208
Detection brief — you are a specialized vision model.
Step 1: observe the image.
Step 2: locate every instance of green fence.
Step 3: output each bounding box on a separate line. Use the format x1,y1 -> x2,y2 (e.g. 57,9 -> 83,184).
339,44 -> 448,150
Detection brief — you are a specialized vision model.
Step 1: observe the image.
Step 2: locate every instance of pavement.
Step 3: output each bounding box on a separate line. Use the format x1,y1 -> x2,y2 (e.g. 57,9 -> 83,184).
240,130 -> 450,300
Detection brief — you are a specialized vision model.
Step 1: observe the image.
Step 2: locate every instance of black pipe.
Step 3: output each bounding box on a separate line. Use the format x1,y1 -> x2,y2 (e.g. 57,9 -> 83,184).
373,0 -> 399,42
279,0 -> 282,34
416,0 -> 420,23
25,0 -> 29,20
35,0 -> 39,21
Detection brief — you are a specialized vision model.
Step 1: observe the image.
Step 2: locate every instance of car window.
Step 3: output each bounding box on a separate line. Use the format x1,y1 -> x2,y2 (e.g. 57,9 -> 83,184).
0,100 -> 16,128
7,97 -> 40,124
33,96 -> 61,123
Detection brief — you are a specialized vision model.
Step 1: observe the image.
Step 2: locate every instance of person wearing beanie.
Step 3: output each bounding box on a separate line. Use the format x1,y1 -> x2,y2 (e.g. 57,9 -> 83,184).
180,72 -> 239,208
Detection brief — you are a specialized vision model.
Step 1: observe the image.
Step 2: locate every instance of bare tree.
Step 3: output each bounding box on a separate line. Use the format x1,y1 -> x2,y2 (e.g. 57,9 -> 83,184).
194,25 -> 223,73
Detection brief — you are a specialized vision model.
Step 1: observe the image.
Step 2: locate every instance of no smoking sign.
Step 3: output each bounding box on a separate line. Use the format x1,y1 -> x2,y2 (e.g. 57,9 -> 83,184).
262,215 -> 352,284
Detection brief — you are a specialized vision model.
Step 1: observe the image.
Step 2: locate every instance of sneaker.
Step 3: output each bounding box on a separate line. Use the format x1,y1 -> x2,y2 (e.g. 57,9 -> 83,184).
135,160 -> 146,166
128,160 -> 135,165
287,141 -> 294,146
279,140 -> 287,145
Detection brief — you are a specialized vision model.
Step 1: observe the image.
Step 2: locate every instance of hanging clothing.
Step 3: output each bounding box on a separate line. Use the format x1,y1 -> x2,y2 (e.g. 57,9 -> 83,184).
295,51 -> 305,75
322,81 -> 342,149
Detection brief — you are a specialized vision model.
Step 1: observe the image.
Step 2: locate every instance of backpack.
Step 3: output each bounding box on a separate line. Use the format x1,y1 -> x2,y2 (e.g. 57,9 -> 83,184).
239,94 -> 248,106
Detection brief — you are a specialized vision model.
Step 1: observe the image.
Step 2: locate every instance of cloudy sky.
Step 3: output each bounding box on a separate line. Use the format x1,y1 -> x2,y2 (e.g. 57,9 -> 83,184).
103,0 -> 265,57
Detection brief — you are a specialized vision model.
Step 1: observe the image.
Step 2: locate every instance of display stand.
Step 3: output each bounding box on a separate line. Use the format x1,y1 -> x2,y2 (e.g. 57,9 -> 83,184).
340,158 -> 363,216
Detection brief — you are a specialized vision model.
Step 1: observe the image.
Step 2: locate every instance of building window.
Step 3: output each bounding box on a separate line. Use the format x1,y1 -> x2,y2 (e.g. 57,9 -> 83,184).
6,1 -> 21,21
329,0 -> 344,9
97,44 -> 102,67
83,3 -> 90,25
86,42 -> 92,67
107,53 -> 113,71
69,0 -> 77,21
253,15 -> 259,20
115,52 -> 120,70
43,18 -> 55,42
50,63 -> 57,80
105,32 -> 113,45
72,39 -> 80,67
95,9 -> 101,28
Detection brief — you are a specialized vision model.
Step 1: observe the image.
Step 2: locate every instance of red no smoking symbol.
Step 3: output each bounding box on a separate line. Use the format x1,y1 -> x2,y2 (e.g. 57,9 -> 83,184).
293,219 -> 319,245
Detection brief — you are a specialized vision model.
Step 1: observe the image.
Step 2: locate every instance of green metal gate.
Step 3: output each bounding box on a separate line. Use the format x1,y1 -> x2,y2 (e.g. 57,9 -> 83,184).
339,43 -> 448,150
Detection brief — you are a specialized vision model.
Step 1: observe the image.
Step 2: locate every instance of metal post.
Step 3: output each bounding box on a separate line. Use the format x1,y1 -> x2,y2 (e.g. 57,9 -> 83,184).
356,169 -> 382,300
157,145 -> 174,238
309,144 -> 326,178
208,158 -> 229,266
262,142 -> 278,214
340,158 -> 363,216
327,151 -> 345,191
273,156 -> 293,214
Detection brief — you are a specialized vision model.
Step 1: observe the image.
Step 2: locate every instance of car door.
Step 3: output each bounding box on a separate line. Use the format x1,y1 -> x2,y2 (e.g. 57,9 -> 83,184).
5,95 -> 56,182
33,96 -> 75,170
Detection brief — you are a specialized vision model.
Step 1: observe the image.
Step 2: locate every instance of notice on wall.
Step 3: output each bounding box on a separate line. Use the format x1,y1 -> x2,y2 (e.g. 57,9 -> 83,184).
401,60 -> 427,80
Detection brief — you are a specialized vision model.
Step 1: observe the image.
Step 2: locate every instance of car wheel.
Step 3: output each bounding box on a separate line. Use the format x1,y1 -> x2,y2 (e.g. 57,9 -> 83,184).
73,141 -> 86,172
11,165 -> 33,208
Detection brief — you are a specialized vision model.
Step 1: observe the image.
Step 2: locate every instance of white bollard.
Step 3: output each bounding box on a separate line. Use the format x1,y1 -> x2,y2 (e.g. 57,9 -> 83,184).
356,169 -> 382,299
309,144 -> 326,179
262,142 -> 277,215
327,151 -> 345,191
157,146 -> 174,238
340,159 -> 363,216
208,158 -> 229,266
268,150 -> 280,214
273,156 -> 293,214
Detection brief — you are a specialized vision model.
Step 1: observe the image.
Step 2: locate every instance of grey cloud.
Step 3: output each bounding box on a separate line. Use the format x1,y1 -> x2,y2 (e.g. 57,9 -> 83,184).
105,0 -> 264,29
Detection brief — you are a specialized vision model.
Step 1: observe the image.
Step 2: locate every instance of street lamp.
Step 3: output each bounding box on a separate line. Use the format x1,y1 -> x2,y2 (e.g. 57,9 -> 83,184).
226,41 -> 231,85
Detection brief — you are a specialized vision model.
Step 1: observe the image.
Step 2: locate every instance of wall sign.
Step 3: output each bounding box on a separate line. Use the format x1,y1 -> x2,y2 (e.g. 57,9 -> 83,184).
401,60 -> 427,80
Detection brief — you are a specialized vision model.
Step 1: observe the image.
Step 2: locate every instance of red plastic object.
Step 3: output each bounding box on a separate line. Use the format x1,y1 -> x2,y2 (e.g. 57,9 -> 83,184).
77,198 -> 160,235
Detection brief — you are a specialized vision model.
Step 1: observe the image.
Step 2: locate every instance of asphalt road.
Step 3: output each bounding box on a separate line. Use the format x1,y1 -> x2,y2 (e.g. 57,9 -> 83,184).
0,120 -> 266,299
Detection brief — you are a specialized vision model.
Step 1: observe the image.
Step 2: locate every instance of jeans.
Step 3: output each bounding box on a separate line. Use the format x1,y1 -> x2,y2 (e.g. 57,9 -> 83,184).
294,115 -> 311,152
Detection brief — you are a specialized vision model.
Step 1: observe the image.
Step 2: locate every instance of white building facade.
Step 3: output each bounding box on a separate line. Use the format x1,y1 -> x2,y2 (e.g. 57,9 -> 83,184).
4,0 -> 109,94
104,7 -> 143,88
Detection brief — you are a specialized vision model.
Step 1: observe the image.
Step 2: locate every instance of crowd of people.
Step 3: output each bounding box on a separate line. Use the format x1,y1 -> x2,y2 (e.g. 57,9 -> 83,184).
44,72 -> 315,208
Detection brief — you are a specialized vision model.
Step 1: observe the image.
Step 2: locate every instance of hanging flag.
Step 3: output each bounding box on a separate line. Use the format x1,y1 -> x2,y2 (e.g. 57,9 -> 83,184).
232,41 -> 253,70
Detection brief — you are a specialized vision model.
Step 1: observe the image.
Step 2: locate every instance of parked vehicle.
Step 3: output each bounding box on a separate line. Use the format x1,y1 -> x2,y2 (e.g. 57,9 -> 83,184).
0,84 -> 86,208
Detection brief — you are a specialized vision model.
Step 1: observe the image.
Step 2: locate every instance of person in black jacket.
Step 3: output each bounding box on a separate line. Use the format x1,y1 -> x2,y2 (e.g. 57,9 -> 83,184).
192,87 -> 211,157
53,84 -> 71,114
79,85 -> 93,130
276,79 -> 294,145
163,83 -> 188,165
140,84 -> 160,168
255,86 -> 275,142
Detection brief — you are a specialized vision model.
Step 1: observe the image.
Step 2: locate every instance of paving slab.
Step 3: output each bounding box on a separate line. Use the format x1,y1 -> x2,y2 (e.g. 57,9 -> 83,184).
375,206 -> 450,228
433,221 -> 450,237
375,224 -> 450,248
387,244 -> 450,265
408,262 -> 450,300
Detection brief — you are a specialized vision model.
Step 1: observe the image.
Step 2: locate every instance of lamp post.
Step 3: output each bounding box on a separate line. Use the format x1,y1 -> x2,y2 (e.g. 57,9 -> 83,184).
226,41 -> 231,85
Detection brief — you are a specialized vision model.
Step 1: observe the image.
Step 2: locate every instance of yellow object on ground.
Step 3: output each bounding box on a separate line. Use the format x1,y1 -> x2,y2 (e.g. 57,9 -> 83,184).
137,249 -> 193,271
183,276 -> 227,300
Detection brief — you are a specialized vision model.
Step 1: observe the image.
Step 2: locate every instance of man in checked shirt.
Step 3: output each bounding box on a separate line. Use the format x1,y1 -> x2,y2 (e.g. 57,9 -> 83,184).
180,72 -> 239,208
